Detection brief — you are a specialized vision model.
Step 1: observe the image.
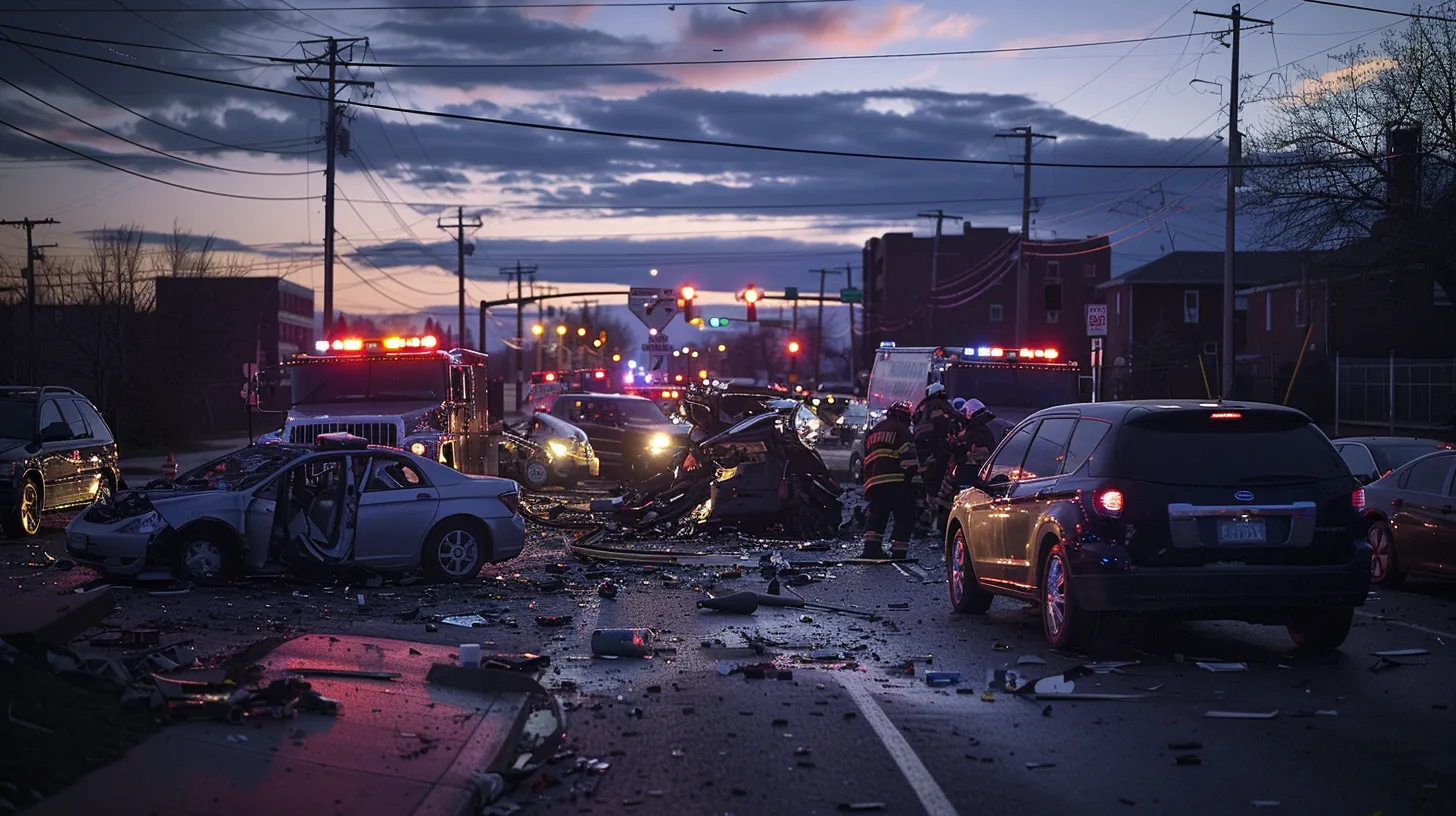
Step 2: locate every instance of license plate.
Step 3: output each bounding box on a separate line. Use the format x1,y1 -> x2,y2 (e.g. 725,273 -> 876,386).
67,532 -> 88,550
1217,519 -> 1266,544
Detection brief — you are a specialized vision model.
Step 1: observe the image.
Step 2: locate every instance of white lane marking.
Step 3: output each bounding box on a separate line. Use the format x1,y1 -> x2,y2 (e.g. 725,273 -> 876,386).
1355,610 -> 1456,641
840,678 -> 959,816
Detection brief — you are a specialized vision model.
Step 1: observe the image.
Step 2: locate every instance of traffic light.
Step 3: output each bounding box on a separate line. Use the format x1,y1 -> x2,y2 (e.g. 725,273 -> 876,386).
740,284 -> 760,322
678,286 -> 697,323
787,340 -> 801,354
706,316 -> 730,328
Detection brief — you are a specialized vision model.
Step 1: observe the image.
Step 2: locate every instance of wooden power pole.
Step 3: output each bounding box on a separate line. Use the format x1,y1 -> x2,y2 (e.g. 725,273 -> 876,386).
2,217 -> 58,384
994,127 -> 1057,348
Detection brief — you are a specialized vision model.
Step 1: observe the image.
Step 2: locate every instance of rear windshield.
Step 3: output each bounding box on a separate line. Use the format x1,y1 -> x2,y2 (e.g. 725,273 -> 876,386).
1111,411 -> 1348,487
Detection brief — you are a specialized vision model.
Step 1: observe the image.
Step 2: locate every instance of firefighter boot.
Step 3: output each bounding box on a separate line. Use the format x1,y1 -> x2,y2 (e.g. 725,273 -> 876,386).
889,541 -> 910,561
858,531 -> 889,561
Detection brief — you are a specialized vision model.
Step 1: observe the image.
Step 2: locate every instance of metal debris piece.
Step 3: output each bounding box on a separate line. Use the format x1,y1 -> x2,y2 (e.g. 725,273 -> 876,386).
441,615 -> 491,628
1196,662 -> 1249,672
1205,710 -> 1279,719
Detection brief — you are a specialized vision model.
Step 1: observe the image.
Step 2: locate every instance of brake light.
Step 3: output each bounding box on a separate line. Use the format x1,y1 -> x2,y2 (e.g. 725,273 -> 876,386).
498,491 -> 521,517
1093,488 -> 1124,517
1352,488 -> 1366,511
1210,412 -> 1241,420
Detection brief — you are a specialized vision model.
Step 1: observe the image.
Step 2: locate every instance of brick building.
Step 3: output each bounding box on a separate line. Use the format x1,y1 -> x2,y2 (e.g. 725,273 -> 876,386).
861,225 -> 1111,372
154,276 -> 314,423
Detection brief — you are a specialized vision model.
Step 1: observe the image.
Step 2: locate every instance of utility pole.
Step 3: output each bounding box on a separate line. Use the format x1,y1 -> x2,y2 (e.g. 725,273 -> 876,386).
295,37 -> 371,339
845,263 -> 857,388
808,268 -> 842,387
499,261 -> 537,410
790,295 -> 800,384
1194,4 -> 1270,398
916,210 -> 962,341
2,217 -> 58,384
994,127 -> 1057,348
438,207 -> 482,347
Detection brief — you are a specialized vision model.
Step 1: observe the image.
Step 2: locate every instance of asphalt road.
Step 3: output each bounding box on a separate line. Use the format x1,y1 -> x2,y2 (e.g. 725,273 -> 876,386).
6,493 -> 1456,816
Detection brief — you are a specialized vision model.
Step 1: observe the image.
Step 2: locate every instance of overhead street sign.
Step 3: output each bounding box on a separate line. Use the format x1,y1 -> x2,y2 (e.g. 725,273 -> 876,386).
642,335 -> 673,353
628,287 -> 680,333
1085,304 -> 1108,337
839,287 -> 863,303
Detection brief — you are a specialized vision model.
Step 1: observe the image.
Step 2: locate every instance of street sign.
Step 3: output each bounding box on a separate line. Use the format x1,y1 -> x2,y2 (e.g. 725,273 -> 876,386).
839,287 -> 863,303
641,335 -> 673,353
783,286 -> 800,299
650,355 -> 667,371
628,287 -> 680,333
1085,304 -> 1108,337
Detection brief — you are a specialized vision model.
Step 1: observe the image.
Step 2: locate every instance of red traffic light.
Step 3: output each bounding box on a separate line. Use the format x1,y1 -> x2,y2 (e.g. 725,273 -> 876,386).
787,340 -> 801,354
680,286 -> 696,300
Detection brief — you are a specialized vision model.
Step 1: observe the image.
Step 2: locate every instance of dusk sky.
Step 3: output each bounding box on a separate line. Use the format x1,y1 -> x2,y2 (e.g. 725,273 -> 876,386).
0,0 -> 1412,336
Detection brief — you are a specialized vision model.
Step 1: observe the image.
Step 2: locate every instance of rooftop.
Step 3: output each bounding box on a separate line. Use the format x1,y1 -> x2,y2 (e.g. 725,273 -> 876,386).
1098,251 -> 1308,289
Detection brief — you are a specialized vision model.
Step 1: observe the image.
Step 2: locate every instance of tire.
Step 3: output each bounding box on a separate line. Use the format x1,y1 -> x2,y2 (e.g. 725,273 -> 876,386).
1287,606 -> 1354,651
521,458 -> 550,491
1040,542 -> 1094,650
421,517 -> 488,583
947,526 -> 993,613
3,478 -> 43,538
1368,519 -> 1406,588
848,453 -> 864,484
169,525 -> 238,586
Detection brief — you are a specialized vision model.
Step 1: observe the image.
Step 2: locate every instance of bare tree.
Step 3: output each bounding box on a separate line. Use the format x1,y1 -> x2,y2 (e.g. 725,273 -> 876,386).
1245,7 -> 1456,303
153,220 -> 251,279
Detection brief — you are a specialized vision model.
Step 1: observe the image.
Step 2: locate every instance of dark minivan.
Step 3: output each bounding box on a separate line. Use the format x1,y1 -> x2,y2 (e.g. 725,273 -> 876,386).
944,400 -> 1371,650
1,386 -> 122,537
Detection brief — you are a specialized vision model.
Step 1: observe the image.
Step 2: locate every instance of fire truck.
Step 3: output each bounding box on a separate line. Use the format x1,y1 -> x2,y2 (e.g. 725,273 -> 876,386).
271,335 -> 493,475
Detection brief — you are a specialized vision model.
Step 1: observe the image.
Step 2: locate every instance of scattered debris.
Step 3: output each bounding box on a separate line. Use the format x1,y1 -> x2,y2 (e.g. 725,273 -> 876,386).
591,629 -> 654,658
924,672 -> 964,687
1371,648 -> 1430,657
1016,655 -> 1047,666
1196,662 -> 1249,673
535,615 -> 573,628
1205,710 -> 1279,719
441,615 -> 491,628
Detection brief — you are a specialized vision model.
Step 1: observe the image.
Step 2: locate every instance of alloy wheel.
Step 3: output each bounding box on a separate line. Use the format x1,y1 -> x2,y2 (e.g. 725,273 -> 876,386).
436,529 -> 480,578
1044,554 -> 1067,640
951,532 -> 968,607
20,482 -> 40,535
1369,524 -> 1391,582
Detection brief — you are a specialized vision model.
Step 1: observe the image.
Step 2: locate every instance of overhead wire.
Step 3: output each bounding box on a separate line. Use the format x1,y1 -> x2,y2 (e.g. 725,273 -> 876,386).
1052,1 -> 1198,108
0,36 -> 1371,172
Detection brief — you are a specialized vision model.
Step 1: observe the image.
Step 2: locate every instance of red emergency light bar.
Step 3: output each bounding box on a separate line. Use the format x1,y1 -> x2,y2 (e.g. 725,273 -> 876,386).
314,335 -> 437,354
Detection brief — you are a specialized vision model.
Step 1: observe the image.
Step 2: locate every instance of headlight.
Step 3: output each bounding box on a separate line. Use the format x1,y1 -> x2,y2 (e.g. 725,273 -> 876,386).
119,511 -> 167,535
647,433 -> 671,454
410,442 -> 427,456
548,441 -> 570,458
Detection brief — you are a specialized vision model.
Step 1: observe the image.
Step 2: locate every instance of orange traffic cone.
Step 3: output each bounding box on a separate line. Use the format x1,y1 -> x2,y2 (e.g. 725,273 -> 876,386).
162,453 -> 179,481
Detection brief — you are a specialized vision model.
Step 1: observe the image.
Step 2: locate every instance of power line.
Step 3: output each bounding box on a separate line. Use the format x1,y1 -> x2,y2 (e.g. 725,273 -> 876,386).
0,75 -> 315,176
0,22 -> 1238,69
1302,0 -> 1456,24
0,37 -> 1371,171
336,188 -> 1139,211
0,118 -> 316,200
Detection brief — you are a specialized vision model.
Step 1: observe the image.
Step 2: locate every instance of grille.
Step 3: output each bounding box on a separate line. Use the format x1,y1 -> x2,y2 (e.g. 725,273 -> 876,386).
288,421 -> 399,448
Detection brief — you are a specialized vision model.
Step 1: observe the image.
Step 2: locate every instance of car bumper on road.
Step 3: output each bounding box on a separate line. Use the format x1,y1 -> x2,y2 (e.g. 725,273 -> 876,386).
65,528 -> 163,577
482,514 -> 527,562
1072,541 -> 1373,613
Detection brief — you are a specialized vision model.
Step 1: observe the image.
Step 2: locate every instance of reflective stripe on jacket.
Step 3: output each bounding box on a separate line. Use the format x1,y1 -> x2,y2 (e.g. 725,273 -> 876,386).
863,417 -> 918,489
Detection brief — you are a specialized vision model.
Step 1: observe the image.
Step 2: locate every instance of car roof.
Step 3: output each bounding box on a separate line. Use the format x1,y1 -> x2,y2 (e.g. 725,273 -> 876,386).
1029,399 -> 1313,424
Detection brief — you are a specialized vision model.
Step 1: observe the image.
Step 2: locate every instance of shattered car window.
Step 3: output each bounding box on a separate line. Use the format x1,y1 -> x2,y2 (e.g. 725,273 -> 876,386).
176,445 -> 308,491
366,457 -> 427,491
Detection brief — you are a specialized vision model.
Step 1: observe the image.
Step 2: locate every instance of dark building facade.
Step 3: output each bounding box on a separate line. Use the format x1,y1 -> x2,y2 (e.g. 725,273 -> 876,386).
861,225 -> 1111,372
154,276 -> 314,422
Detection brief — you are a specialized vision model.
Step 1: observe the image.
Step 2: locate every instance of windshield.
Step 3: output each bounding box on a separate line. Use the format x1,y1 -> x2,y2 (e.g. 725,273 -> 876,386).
1372,442 -> 1450,473
174,445 -> 307,491
561,397 -> 667,426
1111,412 -> 1348,487
290,358 -> 446,404
0,400 -> 36,440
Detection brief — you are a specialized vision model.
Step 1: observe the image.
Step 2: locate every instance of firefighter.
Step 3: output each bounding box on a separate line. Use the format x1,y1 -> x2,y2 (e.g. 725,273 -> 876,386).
859,400 -> 919,560
912,382 -> 957,531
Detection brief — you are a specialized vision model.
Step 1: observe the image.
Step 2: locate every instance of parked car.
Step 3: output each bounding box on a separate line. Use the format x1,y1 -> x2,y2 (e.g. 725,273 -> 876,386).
1,386 -> 122,538
829,400 -> 867,447
944,400 -> 1371,650
545,392 -> 689,481
1332,436 -> 1454,484
501,411 -> 600,490
1358,448 -> 1456,587
65,434 -> 524,584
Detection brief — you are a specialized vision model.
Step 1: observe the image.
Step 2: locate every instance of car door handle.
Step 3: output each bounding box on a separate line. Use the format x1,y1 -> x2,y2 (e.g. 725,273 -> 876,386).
416,493 -> 432,500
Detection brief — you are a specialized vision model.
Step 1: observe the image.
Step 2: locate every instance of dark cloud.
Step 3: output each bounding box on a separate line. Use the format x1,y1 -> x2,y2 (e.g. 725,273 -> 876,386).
75,227 -> 306,259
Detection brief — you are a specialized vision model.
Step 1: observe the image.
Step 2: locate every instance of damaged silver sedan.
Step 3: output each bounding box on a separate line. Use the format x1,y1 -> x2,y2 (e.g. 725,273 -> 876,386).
64,435 -> 524,585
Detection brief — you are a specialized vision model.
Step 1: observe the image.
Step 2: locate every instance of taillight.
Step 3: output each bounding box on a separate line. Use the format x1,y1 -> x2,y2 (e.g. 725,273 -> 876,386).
498,491 -> 521,517
1352,488 -> 1366,511
1093,488 -> 1124,517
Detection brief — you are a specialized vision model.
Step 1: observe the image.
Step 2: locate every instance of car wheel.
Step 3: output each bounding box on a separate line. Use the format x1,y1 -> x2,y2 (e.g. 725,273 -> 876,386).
521,458 -> 550,491
848,453 -> 864,484
3,478 -> 43,538
169,528 -> 236,586
422,518 -> 488,583
1041,542 -> 1093,650
1287,606 -> 1354,651
947,526 -> 993,613
1368,519 -> 1406,588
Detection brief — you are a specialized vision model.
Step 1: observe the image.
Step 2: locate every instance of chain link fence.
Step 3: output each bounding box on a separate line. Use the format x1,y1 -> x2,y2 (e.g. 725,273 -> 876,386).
1335,356 -> 1456,437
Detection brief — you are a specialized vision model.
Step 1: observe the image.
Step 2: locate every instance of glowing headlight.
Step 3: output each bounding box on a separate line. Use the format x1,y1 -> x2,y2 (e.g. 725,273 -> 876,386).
119,511 -> 167,535
548,441 -> 570,458
647,433 -> 671,454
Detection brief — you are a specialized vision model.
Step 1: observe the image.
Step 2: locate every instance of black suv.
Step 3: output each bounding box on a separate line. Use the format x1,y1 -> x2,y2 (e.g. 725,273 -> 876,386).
1,386 -> 122,537
944,400 -> 1371,650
